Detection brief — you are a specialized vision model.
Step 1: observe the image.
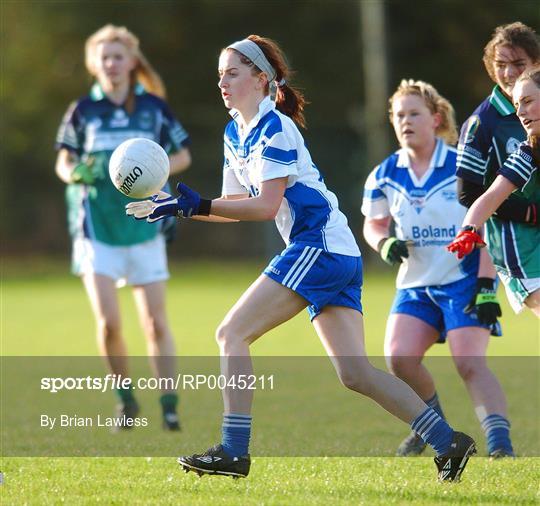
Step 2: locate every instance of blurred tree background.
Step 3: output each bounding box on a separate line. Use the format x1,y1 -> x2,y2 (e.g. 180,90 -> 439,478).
1,0 -> 538,260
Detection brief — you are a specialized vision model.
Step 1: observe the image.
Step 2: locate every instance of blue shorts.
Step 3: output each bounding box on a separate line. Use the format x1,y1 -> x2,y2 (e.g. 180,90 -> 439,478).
263,243 -> 363,320
391,275 -> 502,343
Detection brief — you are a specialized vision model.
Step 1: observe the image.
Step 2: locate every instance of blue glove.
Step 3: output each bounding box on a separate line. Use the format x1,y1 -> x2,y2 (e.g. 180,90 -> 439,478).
174,182 -> 201,218
148,192 -> 183,223
125,182 -> 209,223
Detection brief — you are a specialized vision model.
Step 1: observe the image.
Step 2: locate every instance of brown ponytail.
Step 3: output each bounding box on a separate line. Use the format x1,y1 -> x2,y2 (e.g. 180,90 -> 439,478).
229,35 -> 308,128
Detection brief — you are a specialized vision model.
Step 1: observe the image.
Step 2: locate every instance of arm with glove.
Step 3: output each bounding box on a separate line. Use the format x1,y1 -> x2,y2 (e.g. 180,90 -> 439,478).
363,216 -> 410,266
448,175 -> 518,258
463,248 -> 502,326
55,149 -> 106,185
126,178 -> 287,224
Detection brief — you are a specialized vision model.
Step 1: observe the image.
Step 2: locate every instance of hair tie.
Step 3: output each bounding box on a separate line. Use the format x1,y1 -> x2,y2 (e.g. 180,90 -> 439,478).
276,78 -> 287,88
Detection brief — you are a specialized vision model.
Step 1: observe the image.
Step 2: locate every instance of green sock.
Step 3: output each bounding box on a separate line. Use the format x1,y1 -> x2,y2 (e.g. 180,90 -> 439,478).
116,386 -> 136,405
160,393 -> 178,414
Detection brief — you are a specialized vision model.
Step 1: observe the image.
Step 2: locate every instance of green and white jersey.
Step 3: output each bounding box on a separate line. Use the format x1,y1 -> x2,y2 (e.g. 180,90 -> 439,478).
56,84 -> 190,246
495,142 -> 540,278
456,85 -> 536,278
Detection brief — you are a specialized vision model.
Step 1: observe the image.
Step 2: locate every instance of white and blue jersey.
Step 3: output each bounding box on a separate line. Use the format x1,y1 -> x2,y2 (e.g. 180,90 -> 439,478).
362,139 -> 501,338
222,97 -> 360,257
362,139 -> 478,289
222,97 -> 362,318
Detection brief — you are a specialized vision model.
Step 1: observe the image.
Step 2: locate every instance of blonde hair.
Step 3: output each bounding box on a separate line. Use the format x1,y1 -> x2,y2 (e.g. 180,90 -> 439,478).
85,24 -> 166,98
389,79 -> 458,145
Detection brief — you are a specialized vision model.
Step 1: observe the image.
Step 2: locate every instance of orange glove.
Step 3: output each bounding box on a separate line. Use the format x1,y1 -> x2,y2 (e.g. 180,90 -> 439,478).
447,226 -> 486,259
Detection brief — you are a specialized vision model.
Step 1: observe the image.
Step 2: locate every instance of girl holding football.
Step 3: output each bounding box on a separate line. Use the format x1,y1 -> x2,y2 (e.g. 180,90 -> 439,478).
127,35 -> 475,481
362,79 -> 513,458
55,24 -> 191,430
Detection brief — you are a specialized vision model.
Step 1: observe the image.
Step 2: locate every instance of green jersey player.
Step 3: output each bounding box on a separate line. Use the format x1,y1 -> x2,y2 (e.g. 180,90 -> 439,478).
456,22 -> 540,314
55,24 -> 191,430
450,66 -> 540,317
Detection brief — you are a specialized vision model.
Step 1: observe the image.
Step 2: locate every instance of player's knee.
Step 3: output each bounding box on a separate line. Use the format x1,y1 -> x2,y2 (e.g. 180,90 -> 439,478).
142,314 -> 168,343
215,321 -> 244,353
215,321 -> 228,348
454,357 -> 478,381
338,369 -> 373,395
96,317 -> 121,343
524,291 -> 540,315
388,355 -> 415,379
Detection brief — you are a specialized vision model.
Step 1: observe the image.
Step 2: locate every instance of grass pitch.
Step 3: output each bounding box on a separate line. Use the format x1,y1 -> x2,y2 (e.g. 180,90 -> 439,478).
1,258 -> 539,505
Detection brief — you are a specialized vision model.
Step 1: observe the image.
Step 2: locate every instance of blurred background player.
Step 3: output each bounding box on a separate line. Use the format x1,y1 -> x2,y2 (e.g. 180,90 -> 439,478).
362,79 -> 513,458
55,24 -> 191,430
456,22 -> 539,315
127,35 -> 476,481
449,66 -> 540,317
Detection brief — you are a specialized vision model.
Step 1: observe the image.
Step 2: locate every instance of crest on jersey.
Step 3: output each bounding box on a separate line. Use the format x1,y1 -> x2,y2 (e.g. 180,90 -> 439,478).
110,109 -> 129,128
409,189 -> 426,214
464,115 -> 480,144
442,190 -> 456,201
505,137 -> 520,155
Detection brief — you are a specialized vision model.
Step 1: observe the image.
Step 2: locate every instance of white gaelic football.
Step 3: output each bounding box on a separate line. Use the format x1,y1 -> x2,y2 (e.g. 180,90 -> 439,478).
109,138 -> 170,199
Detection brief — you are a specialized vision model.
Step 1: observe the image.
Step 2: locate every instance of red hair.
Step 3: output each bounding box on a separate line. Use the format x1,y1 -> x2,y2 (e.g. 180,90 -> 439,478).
226,35 -> 308,128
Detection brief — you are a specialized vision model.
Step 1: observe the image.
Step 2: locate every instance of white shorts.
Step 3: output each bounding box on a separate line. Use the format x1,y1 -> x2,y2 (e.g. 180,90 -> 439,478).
497,271 -> 540,313
72,235 -> 169,288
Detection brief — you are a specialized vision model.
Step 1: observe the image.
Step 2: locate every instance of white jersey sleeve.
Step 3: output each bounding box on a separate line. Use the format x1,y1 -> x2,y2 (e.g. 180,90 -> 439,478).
258,127 -> 300,183
361,166 -> 390,219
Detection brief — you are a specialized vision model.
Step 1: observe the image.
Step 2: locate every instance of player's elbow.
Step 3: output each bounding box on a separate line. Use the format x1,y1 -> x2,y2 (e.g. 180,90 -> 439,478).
170,148 -> 191,174
262,207 -> 280,221
181,149 -> 192,170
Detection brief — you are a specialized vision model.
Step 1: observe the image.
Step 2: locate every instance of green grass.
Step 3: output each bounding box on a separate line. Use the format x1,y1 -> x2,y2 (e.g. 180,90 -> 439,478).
1,258 -> 539,505
2,258 -> 538,356
2,457 -> 539,505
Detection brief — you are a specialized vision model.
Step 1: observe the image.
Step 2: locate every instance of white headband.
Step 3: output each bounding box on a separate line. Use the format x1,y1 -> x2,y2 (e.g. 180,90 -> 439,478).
227,39 -> 277,82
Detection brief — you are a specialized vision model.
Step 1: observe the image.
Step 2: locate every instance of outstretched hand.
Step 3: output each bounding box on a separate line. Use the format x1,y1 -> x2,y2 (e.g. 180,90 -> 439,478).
125,191 -> 172,222
125,182 -> 204,223
447,226 -> 486,259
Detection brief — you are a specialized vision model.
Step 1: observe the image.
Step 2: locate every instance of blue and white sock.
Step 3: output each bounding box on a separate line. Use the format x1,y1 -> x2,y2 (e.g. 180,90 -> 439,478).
221,413 -> 252,457
411,407 -> 454,457
424,392 -> 445,419
481,414 -> 513,455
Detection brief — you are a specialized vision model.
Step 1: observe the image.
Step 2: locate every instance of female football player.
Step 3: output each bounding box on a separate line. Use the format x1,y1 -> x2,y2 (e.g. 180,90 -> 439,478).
449,65 -> 540,317
55,24 -> 191,430
362,79 -> 513,459
454,22 -> 539,315
127,35 -> 475,481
